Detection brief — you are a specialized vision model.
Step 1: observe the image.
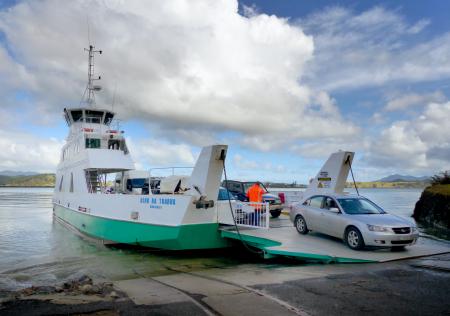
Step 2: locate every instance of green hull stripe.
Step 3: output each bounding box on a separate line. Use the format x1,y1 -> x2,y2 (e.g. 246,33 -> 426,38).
54,205 -> 229,250
265,249 -> 376,263
221,230 -> 281,247
221,230 -> 377,263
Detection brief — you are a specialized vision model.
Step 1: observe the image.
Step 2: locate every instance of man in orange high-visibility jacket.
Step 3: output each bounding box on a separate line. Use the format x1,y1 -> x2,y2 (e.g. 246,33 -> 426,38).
246,182 -> 265,225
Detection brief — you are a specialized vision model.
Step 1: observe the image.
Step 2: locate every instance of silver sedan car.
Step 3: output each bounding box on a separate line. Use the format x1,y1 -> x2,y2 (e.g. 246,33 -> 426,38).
289,194 -> 419,250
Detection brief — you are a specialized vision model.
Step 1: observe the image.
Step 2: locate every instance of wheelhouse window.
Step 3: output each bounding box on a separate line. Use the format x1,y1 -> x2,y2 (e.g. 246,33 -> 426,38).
86,138 -> 101,148
71,110 -> 83,122
104,112 -> 114,125
85,110 -> 104,124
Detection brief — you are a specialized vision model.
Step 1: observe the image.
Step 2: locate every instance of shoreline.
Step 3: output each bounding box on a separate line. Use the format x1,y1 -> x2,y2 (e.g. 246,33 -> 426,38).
0,185 -> 54,188
1,253 -> 449,315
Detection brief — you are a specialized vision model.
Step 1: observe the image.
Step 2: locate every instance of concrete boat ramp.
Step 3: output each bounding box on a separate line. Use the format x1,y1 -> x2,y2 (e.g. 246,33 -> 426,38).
220,216 -> 450,263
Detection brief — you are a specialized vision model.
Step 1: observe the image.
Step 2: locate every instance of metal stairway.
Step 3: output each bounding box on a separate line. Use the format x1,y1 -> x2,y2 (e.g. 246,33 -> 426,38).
85,170 -> 101,193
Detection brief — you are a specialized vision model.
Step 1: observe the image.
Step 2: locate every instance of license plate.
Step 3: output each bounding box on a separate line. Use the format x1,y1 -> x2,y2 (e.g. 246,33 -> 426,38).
399,236 -> 411,241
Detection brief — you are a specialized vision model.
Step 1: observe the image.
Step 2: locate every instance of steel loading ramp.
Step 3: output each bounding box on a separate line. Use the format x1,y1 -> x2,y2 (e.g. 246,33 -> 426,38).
220,217 -> 450,263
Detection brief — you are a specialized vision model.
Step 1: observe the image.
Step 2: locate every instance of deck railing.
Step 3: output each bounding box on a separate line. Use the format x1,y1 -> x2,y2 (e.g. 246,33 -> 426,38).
231,202 -> 270,229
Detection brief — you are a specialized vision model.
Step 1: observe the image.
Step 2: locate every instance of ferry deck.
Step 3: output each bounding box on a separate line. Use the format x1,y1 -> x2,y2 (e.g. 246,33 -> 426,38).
220,215 -> 450,263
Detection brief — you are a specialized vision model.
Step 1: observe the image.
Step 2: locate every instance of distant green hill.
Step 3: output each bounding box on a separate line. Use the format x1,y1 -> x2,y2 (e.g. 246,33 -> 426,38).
346,181 -> 428,189
0,174 -> 55,187
376,174 -> 430,182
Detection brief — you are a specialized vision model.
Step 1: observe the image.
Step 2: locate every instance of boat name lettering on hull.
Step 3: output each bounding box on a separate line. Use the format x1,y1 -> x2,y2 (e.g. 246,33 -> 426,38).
140,197 -> 176,209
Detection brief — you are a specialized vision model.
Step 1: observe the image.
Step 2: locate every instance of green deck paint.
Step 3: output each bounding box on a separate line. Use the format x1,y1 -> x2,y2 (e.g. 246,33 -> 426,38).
221,229 -> 377,263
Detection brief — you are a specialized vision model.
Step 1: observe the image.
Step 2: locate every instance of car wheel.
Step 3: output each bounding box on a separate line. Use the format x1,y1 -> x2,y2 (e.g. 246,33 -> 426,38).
345,227 -> 364,250
270,210 -> 282,218
391,246 -> 406,251
294,215 -> 309,235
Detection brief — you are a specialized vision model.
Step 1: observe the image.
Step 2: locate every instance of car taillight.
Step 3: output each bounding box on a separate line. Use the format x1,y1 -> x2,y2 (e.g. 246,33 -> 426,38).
278,192 -> 285,204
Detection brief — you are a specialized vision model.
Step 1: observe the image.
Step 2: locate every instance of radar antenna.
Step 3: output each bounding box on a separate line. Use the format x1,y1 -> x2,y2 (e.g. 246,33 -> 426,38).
83,45 -> 102,106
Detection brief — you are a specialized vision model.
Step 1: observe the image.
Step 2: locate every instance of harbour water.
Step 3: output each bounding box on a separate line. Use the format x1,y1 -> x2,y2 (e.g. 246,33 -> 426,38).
0,187 -> 250,291
0,187 -> 434,291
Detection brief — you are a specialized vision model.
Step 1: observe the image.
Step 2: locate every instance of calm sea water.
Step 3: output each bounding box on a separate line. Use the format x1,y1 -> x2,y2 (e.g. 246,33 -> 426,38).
0,187 -> 433,291
347,188 -> 422,219
0,187 -> 251,291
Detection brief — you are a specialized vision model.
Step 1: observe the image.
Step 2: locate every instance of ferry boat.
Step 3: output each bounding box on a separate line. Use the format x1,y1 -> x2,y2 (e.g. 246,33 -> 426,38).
52,45 -> 446,263
52,46 -> 229,250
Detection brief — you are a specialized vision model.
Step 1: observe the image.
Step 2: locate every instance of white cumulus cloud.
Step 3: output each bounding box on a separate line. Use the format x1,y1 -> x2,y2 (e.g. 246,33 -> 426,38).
299,6 -> 450,91
384,91 -> 446,111
367,101 -> 450,172
0,129 -> 64,172
0,0 -> 357,150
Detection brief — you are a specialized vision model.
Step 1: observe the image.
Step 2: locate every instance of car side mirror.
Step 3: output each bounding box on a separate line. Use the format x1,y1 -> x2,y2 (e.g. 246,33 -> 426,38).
329,207 -> 340,213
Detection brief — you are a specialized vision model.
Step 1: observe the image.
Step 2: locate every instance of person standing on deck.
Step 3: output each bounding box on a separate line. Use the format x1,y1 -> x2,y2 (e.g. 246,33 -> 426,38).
246,182 -> 265,225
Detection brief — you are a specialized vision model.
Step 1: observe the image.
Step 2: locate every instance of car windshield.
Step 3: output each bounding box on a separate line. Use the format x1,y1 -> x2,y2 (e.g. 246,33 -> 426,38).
218,188 -> 236,200
243,182 -> 268,193
128,178 -> 146,188
337,198 -> 385,215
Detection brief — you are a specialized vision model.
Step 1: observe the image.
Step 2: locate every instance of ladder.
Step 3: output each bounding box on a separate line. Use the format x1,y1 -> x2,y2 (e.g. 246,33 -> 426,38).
85,170 -> 101,193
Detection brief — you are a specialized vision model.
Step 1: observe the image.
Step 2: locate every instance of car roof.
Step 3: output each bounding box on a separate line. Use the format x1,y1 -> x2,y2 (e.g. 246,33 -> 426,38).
309,193 -> 362,199
224,180 -> 258,184
334,194 -> 363,199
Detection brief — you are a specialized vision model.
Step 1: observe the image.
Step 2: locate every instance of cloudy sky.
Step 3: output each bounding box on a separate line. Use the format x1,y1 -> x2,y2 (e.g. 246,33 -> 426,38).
0,0 -> 449,182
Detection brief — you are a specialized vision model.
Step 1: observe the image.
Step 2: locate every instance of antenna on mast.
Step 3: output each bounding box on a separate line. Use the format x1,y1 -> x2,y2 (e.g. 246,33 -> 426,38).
111,81 -> 117,112
87,15 -> 91,45
83,45 -> 102,106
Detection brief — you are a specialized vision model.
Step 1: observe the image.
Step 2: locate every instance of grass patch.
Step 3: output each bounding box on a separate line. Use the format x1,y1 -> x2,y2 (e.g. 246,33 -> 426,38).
425,184 -> 450,196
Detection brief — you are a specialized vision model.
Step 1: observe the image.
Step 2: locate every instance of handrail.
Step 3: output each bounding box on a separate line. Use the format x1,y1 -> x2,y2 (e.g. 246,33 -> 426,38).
149,166 -> 194,177
226,201 -> 270,229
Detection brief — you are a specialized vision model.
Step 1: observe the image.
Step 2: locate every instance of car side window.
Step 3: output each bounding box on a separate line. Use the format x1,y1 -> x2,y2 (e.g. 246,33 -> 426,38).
309,196 -> 323,208
227,182 -> 241,193
323,197 -> 338,210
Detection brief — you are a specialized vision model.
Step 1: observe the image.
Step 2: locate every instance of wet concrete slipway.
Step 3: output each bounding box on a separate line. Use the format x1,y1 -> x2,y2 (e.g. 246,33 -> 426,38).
1,187 -> 450,315
2,253 -> 450,315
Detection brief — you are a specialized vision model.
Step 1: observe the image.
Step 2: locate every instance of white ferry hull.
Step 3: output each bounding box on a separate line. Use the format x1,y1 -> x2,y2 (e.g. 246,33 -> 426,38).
53,203 -> 229,250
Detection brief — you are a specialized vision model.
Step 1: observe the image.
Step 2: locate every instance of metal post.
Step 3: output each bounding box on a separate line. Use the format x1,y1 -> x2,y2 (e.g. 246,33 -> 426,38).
83,45 -> 102,106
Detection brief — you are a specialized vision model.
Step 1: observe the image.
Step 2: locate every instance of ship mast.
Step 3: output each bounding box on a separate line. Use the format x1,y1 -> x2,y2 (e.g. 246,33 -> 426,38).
83,45 -> 102,106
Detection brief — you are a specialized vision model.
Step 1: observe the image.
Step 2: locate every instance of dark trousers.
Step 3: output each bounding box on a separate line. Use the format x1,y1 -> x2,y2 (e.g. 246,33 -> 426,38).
250,209 -> 261,226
